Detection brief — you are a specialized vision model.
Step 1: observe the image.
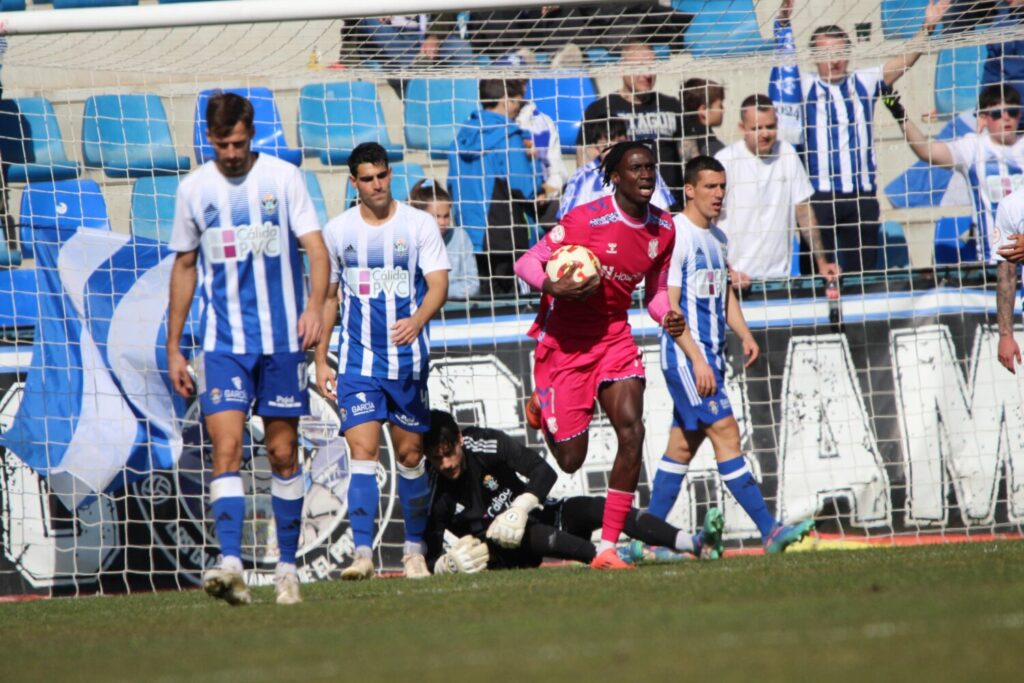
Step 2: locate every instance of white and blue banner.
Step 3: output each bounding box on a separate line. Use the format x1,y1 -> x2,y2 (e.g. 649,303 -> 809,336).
0,228 -> 185,511
768,19 -> 803,147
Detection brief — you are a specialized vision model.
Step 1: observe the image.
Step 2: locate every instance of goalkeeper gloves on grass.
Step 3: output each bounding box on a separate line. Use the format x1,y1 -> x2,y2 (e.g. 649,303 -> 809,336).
434,535 -> 490,575
486,493 -> 541,549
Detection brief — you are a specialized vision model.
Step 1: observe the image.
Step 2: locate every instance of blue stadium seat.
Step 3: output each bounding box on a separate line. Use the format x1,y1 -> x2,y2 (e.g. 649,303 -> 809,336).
18,180 -> 111,259
879,221 -> 911,269
53,0 -> 138,6
342,162 -> 426,208
881,0 -> 929,39
585,47 -> 617,65
682,0 -> 773,57
130,175 -> 181,242
297,82 -> 403,167
82,94 -> 191,178
526,76 -> 598,155
404,79 -> 478,159
934,45 -> 985,117
0,1 -> 27,11
934,216 -> 977,264
304,171 -> 329,227
194,87 -> 303,167
0,97 -> 80,183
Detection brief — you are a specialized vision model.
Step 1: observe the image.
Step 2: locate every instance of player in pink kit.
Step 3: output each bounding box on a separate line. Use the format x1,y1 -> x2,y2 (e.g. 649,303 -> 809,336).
514,141 -> 686,569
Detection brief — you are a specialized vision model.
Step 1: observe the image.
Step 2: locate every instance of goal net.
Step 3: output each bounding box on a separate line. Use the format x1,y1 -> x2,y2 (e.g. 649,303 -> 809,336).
0,0 -> 1022,598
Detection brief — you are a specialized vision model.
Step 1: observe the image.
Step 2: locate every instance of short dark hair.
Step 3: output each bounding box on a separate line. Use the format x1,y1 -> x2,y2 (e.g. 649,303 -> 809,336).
682,78 -> 725,114
601,140 -> 655,187
408,178 -> 452,209
683,155 -> 726,186
979,84 -> 1022,110
809,24 -> 850,49
740,93 -> 775,112
206,92 -> 254,138
348,142 -> 390,176
582,117 -> 629,147
424,409 -> 461,457
479,79 -> 526,109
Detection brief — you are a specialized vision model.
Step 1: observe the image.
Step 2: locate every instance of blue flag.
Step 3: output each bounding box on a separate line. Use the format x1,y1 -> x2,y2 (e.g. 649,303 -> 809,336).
769,19 -> 804,147
0,228 -> 188,510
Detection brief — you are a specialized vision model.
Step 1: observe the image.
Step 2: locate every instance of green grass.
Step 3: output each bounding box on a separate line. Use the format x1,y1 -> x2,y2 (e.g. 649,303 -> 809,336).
2,542 -> 1023,683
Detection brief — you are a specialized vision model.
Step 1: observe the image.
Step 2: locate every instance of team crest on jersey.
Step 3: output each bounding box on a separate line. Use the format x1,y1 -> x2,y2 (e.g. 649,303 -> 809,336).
483,474 -> 499,491
546,416 -> 558,434
550,225 -> 565,243
648,238 -> 659,260
708,400 -> 719,415
394,239 -> 409,258
261,193 -> 278,215
209,388 -> 222,405
339,406 -> 348,422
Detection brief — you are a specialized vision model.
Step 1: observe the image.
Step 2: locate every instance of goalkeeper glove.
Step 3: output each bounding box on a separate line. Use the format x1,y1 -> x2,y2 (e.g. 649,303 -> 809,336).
879,81 -> 907,123
486,492 -> 541,549
433,535 -> 489,575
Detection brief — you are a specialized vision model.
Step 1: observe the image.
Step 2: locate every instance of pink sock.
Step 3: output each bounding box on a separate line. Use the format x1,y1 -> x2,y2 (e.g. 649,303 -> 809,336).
601,488 -> 634,545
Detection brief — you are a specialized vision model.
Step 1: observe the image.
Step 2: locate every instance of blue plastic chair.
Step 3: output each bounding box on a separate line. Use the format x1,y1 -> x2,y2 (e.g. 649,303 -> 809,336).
934,45 -> 984,117
18,180 -> 111,259
130,175 -> 181,242
297,82 -> 403,167
526,76 -> 599,155
82,94 -> 190,178
683,0 -> 773,57
304,171 -> 330,227
879,221 -> 911,269
0,1 -> 27,11
0,270 -> 41,329
0,97 -> 80,183
404,79 -> 478,159
194,87 -> 302,167
53,0 -> 137,6
934,216 -> 977,264
881,0 -> 929,39
342,162 -> 426,208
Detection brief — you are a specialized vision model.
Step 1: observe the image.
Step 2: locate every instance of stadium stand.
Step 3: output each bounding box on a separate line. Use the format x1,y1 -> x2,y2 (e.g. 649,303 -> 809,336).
0,97 -> 80,183
53,0 -> 138,7
18,179 -> 110,259
881,0 -> 930,39
403,78 -> 478,159
82,94 -> 191,178
193,87 -> 303,167
0,269 -> 40,329
933,215 -> 977,264
297,81 -> 403,166
130,174 -> 180,242
526,75 -> 598,155
934,45 -> 985,116
0,1 -> 26,11
682,0 -> 773,57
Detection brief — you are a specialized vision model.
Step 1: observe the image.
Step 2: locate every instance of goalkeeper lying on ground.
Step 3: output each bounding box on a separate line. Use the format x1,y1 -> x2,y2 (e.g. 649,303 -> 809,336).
423,409 -> 725,574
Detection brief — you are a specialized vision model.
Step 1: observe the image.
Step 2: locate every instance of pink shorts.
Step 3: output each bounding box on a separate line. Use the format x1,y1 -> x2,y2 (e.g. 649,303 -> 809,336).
532,331 -> 645,443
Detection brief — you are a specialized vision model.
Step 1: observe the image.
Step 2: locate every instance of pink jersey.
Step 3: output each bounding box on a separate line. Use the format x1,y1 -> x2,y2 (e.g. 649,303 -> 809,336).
526,195 -> 675,348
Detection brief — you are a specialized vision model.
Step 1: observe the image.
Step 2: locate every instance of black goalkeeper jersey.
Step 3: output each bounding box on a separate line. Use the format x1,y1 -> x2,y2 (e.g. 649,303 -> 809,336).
424,427 -> 557,567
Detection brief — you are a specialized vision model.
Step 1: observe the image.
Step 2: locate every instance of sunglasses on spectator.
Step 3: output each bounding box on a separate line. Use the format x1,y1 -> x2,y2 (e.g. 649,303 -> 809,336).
983,107 -> 1022,119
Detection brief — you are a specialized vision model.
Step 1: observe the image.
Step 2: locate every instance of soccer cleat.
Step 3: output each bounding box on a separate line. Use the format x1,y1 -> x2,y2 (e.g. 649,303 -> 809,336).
618,541 -> 687,563
525,392 -> 542,430
402,553 -> 430,579
699,507 -> 725,560
341,555 -> 375,581
590,547 -> 636,570
764,519 -> 816,555
274,570 -> 302,605
203,566 -> 252,606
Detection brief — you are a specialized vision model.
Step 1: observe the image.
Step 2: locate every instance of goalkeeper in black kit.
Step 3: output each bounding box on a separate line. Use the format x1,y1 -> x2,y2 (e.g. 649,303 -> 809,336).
423,410 -> 725,574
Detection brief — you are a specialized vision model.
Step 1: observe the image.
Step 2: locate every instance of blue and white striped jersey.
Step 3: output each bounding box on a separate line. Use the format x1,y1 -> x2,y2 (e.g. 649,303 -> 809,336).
324,202 -> 450,380
557,157 -> 675,220
169,154 -> 320,355
799,66 -> 884,194
662,214 -> 730,373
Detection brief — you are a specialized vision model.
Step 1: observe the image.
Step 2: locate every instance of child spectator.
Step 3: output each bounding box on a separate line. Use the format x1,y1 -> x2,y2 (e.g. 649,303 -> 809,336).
409,179 -> 480,300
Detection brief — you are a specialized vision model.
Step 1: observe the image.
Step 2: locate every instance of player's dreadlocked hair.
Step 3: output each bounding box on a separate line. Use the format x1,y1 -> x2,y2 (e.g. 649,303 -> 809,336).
601,140 -> 655,187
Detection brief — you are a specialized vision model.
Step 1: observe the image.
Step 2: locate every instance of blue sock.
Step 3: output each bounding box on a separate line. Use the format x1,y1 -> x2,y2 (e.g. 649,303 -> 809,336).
648,455 -> 688,520
271,472 -> 304,565
718,455 -> 776,540
397,460 -> 430,547
348,460 -> 380,550
210,472 -> 245,561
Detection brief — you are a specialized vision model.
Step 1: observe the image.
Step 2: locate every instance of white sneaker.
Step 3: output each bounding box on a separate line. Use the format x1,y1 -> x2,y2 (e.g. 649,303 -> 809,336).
274,570 -> 302,605
341,555 -> 375,581
402,553 -> 430,579
203,566 -> 252,606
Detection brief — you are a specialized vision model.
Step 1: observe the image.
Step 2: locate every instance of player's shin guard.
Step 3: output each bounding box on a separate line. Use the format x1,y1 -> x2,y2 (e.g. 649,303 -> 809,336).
648,455 -> 688,519
271,472 -> 304,565
210,472 -> 245,562
348,460 -> 380,550
397,460 -> 430,550
718,455 -> 776,539
598,489 -> 634,552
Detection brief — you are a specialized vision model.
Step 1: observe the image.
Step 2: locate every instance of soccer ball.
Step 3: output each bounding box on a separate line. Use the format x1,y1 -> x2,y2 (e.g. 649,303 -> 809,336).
545,245 -> 601,282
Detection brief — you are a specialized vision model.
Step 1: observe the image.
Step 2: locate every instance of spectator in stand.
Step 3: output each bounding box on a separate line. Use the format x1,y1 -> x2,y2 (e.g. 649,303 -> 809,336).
448,79 -> 541,296
682,78 -> 726,162
409,179 -> 480,300
715,94 -> 840,287
577,42 -> 684,202
559,118 -> 677,220
517,97 -> 569,226
983,1 -> 1024,108
776,0 -> 949,274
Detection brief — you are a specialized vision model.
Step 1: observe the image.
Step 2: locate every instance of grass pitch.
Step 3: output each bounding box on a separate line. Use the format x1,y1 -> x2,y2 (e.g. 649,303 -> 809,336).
2,541 -> 1023,683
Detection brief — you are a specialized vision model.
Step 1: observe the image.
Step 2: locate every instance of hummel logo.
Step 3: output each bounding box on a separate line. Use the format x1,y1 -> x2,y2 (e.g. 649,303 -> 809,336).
607,243 -> 618,254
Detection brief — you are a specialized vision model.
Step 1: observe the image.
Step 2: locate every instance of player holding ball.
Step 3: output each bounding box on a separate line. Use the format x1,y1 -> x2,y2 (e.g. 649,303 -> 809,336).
514,140 -> 685,570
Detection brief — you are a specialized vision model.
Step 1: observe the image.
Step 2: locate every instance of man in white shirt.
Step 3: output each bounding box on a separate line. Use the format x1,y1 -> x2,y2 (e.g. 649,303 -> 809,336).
715,94 -> 839,286
992,187 -> 1024,373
